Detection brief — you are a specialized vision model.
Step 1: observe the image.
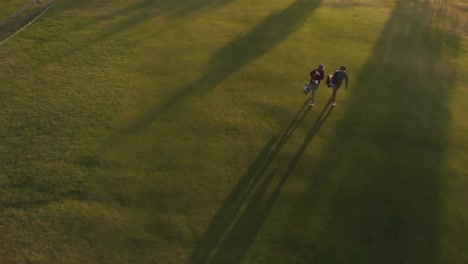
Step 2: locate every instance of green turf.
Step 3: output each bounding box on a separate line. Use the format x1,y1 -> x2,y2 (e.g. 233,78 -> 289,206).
0,0 -> 32,21
0,0 -> 467,263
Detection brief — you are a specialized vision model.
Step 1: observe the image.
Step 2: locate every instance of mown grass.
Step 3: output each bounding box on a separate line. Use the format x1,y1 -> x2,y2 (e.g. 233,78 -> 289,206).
0,0 -> 32,21
0,0 -> 467,263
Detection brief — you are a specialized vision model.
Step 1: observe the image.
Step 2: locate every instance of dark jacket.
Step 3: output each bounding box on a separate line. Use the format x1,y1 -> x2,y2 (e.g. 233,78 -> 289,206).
310,69 -> 325,83
333,70 -> 349,87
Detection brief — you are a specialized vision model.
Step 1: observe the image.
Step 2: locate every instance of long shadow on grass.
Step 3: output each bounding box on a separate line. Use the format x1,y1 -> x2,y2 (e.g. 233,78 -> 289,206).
68,0 -> 233,18
157,0 -> 235,19
268,1 -> 462,263
189,100 -> 333,264
114,0 -> 323,139
47,0 -> 235,62
48,0 -> 154,61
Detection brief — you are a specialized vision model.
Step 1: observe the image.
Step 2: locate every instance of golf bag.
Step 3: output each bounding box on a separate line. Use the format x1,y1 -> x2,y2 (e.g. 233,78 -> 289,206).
303,81 -> 312,94
326,74 -> 335,88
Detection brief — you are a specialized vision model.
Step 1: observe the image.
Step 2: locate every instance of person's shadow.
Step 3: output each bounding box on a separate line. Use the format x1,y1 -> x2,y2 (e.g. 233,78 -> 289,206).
189,100 -> 333,264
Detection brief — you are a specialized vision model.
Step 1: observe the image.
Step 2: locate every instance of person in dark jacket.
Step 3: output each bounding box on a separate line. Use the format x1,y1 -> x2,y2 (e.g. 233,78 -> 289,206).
308,64 -> 325,106
330,66 -> 349,106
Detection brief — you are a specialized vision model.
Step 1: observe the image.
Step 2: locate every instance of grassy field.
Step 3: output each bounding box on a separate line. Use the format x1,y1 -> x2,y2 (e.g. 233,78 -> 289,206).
0,0 -> 467,263
0,0 -> 32,21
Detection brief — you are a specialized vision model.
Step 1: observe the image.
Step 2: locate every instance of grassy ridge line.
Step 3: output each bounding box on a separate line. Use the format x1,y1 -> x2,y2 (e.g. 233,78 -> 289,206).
0,0 -> 32,21
0,4 -> 55,47
0,0 -> 55,42
0,0 -> 37,27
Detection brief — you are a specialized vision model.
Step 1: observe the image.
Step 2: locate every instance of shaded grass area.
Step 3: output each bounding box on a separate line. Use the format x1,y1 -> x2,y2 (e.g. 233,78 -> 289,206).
260,0 -> 465,263
189,99 -> 335,263
0,0 -> 32,21
0,0 -> 54,42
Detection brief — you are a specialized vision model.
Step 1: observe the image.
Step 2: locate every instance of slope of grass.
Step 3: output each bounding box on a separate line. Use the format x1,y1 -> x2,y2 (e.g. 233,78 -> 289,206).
0,0 -> 466,263
0,0 -> 32,21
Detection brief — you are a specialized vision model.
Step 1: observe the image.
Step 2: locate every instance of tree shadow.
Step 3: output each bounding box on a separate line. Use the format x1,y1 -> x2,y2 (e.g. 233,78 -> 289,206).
41,0 -> 237,62
269,0 -> 462,263
189,100 -> 334,264
158,0 -> 235,19
39,0 -> 154,62
429,0 -> 466,37
111,0 -> 324,142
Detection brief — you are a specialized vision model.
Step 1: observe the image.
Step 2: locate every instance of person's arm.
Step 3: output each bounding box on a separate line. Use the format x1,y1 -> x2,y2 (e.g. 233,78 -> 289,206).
319,70 -> 325,81
332,70 -> 338,80
345,73 -> 349,90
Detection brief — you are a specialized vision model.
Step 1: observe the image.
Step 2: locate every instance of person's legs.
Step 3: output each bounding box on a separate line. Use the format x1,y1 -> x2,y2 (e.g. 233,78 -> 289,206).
331,85 -> 341,102
304,81 -> 311,95
310,83 -> 319,105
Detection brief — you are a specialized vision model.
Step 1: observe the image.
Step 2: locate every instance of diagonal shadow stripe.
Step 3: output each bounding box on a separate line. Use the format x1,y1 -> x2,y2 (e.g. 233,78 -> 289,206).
188,99 -> 313,264
269,0 -> 462,263
109,0 -> 324,143
206,101 -> 334,264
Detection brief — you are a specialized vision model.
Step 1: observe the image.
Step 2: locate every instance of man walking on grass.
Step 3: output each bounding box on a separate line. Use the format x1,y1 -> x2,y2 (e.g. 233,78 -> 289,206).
308,64 -> 325,106
330,66 -> 349,106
